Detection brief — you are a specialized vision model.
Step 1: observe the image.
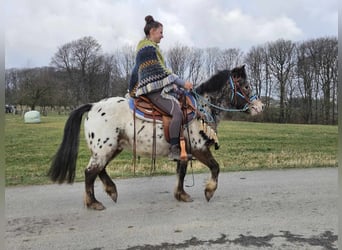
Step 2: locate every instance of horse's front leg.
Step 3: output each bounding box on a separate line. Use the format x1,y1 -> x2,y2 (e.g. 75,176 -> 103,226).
193,149 -> 219,201
174,160 -> 193,202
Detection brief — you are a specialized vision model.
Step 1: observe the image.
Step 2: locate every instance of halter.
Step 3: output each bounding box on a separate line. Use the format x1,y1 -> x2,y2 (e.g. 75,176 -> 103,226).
229,76 -> 258,111
192,75 -> 258,117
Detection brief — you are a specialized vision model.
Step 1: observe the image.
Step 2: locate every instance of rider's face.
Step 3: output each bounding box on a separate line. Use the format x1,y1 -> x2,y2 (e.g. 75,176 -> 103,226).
149,26 -> 164,44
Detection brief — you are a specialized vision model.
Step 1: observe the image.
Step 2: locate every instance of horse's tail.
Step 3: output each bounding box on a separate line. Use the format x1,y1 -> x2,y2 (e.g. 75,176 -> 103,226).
48,103 -> 93,184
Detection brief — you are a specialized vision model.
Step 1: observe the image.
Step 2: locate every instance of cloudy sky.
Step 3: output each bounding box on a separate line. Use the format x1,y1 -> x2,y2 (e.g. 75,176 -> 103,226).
5,0 -> 338,69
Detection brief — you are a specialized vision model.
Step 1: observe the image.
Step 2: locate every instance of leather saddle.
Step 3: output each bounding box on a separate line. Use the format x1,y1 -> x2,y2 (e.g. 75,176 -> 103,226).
129,93 -> 197,142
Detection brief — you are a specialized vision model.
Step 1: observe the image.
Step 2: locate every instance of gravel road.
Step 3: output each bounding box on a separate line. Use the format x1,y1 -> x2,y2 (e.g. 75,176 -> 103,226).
6,167 -> 338,249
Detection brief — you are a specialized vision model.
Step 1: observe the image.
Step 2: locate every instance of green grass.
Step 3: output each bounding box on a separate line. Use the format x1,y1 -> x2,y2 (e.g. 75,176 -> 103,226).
214,122 -> 337,170
5,113 -> 337,186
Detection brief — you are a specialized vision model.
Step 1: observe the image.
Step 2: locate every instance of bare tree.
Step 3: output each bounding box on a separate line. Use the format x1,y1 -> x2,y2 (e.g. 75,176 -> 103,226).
116,45 -> 136,95
218,48 -> 243,70
106,51 -> 128,97
5,69 -> 20,104
305,37 -> 337,124
244,45 -> 265,97
316,37 -> 337,124
306,39 -> 323,123
296,41 -> 315,123
187,47 -> 205,85
50,36 -> 103,104
204,47 -> 221,78
165,44 -> 189,79
331,55 -> 337,124
16,67 -> 57,110
267,39 -> 296,122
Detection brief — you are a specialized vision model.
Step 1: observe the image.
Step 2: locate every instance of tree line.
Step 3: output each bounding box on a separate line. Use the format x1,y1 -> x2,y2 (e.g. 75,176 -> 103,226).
5,36 -> 337,124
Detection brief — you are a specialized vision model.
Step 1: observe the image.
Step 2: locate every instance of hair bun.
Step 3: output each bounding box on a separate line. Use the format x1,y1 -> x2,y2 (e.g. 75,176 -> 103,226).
145,15 -> 154,24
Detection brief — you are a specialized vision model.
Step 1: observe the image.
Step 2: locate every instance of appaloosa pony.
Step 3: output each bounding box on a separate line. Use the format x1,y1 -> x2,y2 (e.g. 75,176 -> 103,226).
48,65 -> 264,210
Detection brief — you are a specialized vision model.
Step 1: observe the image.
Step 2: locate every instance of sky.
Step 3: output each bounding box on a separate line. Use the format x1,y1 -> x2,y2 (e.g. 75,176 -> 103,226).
5,0 -> 338,69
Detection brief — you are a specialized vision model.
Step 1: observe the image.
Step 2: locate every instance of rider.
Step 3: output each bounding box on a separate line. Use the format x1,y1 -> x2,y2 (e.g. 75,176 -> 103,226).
128,15 -> 193,160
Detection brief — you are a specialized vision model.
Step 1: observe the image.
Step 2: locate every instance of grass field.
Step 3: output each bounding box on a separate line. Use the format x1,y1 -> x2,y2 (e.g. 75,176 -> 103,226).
5,113 -> 338,186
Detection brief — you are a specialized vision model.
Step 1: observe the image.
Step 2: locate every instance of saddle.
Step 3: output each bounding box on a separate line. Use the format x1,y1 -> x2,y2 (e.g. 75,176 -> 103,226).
129,93 -> 197,143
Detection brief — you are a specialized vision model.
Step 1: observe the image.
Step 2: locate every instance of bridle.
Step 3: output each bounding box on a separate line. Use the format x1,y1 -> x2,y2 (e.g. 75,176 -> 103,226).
192,74 -> 258,118
229,75 -> 258,110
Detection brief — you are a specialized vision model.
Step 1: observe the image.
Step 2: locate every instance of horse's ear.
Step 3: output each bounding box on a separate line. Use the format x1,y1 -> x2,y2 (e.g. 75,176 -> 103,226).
241,64 -> 245,70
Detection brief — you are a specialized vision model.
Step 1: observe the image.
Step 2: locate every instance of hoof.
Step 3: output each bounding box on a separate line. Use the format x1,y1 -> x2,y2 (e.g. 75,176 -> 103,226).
204,189 -> 214,202
174,191 -> 193,202
205,179 -> 217,202
87,202 -> 106,210
109,192 -> 118,203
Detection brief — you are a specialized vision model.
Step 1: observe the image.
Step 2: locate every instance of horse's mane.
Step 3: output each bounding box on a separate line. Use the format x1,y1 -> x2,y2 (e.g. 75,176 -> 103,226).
195,70 -> 230,95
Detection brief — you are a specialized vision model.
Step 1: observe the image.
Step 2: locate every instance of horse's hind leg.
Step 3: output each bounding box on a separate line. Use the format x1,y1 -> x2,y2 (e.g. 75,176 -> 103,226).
84,155 -> 111,210
174,161 -> 193,202
99,168 -> 117,203
84,166 -> 105,210
193,149 -> 220,202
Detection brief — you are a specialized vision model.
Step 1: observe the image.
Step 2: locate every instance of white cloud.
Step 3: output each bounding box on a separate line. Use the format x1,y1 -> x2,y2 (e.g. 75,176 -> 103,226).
5,0 -> 337,68
252,16 -> 303,42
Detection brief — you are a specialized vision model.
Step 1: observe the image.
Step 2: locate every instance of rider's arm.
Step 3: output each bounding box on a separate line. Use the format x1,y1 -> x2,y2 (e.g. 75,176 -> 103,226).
174,78 -> 193,90
174,78 -> 185,87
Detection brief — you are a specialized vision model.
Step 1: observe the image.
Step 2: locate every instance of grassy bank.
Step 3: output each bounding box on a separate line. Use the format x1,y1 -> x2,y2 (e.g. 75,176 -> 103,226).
5,113 -> 337,186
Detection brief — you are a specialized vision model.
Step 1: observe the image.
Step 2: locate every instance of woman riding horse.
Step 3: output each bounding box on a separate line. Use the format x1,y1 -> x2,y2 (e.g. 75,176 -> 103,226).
48,64 -> 264,210
129,15 -> 193,160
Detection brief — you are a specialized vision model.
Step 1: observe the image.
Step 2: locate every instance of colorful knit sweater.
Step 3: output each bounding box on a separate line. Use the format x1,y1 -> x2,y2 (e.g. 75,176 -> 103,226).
129,38 -> 181,97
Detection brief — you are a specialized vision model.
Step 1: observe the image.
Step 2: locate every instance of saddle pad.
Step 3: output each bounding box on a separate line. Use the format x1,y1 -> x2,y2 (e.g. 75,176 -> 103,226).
128,93 -> 197,124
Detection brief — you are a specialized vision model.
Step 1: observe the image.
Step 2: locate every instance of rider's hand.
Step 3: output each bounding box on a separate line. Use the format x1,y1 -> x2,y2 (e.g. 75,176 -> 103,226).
184,81 -> 193,91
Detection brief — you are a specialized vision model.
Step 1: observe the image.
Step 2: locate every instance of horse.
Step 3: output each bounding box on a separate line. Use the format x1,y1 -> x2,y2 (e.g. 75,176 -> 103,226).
48,65 -> 264,210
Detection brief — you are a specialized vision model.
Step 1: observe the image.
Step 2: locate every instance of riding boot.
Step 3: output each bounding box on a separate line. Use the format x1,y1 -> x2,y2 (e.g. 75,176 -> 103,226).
168,144 -> 180,161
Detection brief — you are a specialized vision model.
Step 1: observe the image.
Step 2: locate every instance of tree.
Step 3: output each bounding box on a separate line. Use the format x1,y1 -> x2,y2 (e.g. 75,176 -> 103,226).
5,69 -> 19,104
296,41 -> 315,123
305,37 -> 338,124
166,44 -> 189,79
187,47 -> 205,85
244,45 -> 265,97
267,39 -> 296,123
204,47 -> 221,78
50,36 -> 103,104
115,45 -> 136,95
218,48 -> 243,70
316,37 -> 337,124
16,67 -> 57,110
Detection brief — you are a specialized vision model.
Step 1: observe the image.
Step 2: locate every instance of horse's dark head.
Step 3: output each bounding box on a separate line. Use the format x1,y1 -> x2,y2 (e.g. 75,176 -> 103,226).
194,65 -> 264,118
230,65 -> 251,108
231,64 -> 247,81
229,65 -> 264,115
